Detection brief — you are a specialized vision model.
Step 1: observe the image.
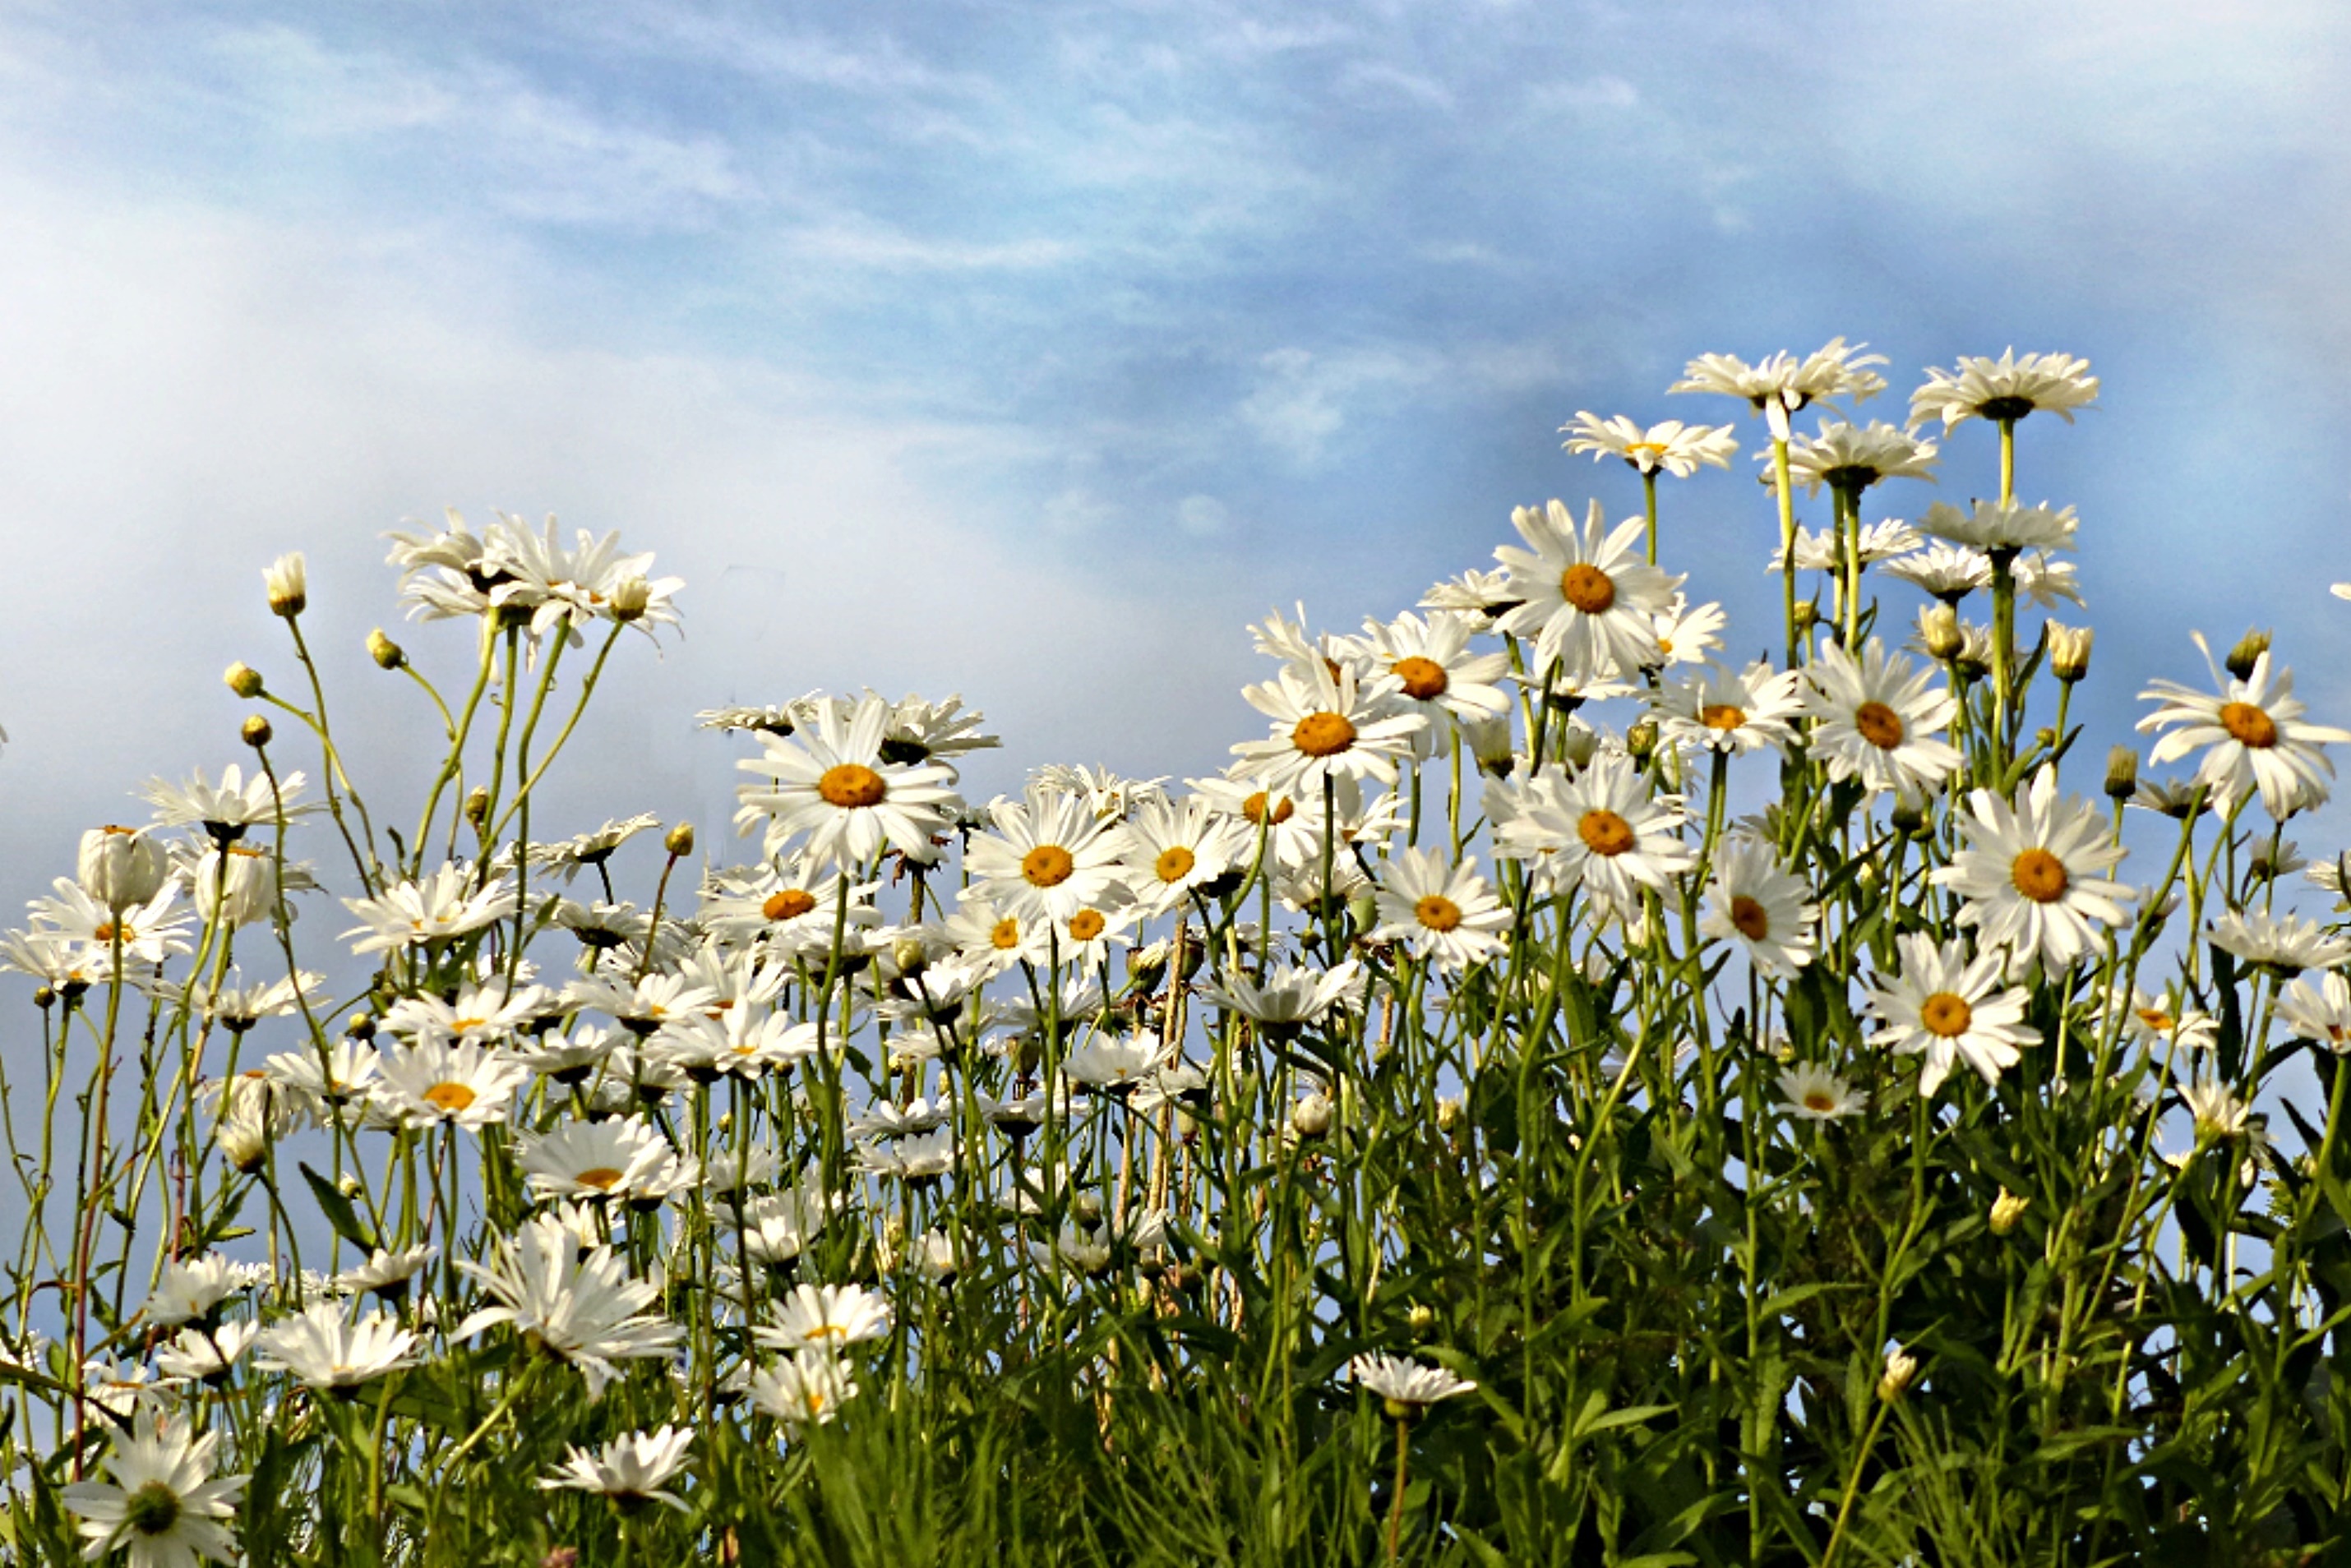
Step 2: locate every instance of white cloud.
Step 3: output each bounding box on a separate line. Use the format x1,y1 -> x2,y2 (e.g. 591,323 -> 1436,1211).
1237,346 -> 1432,468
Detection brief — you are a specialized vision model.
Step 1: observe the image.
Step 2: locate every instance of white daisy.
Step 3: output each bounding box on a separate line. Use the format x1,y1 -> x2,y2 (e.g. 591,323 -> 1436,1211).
1776,419 -> 1939,496
2278,971 -> 2351,1052
747,1348 -> 859,1431
1932,768 -> 2136,972
1369,848 -> 1509,971
253,1303 -> 422,1390
1776,1063 -> 1867,1122
455,1215 -> 683,1399
1919,499 -> 2076,555
1230,663 -> 1425,794
965,782 -> 1133,925
756,1284 -> 893,1354
2138,646 -> 2350,820
339,865 -> 518,955
1493,498 -> 1684,680
734,693 -> 966,869
61,1409 -> 247,1568
1559,413 -> 1739,477
1908,350 -> 2099,431
1349,1351 -> 1476,1410
1698,840 -> 1817,980
541,1426 -> 695,1512
2206,909 -> 2351,975
1800,639 -> 1961,798
1654,661 -> 1804,759
516,1116 -> 690,1203
1867,934 -> 2041,1095
370,1039 -> 529,1131
1491,756 -> 1693,915
1351,610 -> 1512,741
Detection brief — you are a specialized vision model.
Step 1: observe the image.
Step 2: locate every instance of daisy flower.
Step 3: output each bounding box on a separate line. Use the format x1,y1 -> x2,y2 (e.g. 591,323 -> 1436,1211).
1350,1351 -> 1476,1412
1908,350 -> 2099,431
1230,663 -> 1425,794
1559,413 -> 1739,477
339,865 -> 517,955
77,825 -> 168,912
696,702 -> 802,735
1197,959 -> 1365,1037
1492,756 -> 1693,915
253,1303 -> 422,1390
141,763 -> 315,842
2014,552 -> 2083,609
1698,840 -> 1817,979
142,1256 -> 256,1330
61,1409 -> 247,1568
1493,498 -> 1683,680
1932,768 -> 2136,972
528,813 -> 663,880
369,1039 -> 530,1131
1777,1063 -> 1867,1121
1776,420 -> 1939,496
1369,848 -> 1508,971
378,977 -> 553,1048
2179,1077 -> 2253,1141
1881,543 -> 1990,602
965,782 -> 1132,925
1651,597 -> 1726,667
1116,795 -> 1249,917
1771,519 -> 1923,575
2113,987 -> 2219,1057
455,1215 -> 683,1398
1919,500 -> 2076,555
517,1116 -> 690,1202
27,880 -> 191,969
2277,971 -> 2351,1052
734,693 -> 965,869
697,858 -> 880,958
542,1427 -> 695,1512
1420,567 -> 1519,629
1654,661 -> 1804,758
334,1246 -> 436,1301
748,1349 -> 860,1430
1801,639 -> 1961,798
1351,611 -> 1512,739
2206,909 -> 2351,975
153,1321 -> 257,1385
2138,646 -> 2350,819
1671,339 -> 1889,435
756,1284 -> 893,1353
1868,934 -> 2041,1095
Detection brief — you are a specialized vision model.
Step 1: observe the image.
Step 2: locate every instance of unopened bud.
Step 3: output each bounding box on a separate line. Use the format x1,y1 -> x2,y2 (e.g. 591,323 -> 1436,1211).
367,628 -> 406,670
610,576 -> 651,623
1889,796 -> 1928,837
1406,1303 -> 1436,1335
1918,603 -> 1963,662
891,936 -> 931,978
1876,1345 -> 1919,1404
1989,1188 -> 2029,1236
263,552 -> 307,618
336,1174 -> 364,1200
239,715 -> 272,749
1290,1090 -> 1333,1139
1435,1095 -> 1462,1132
2104,746 -> 2139,801
1790,600 -> 1818,634
464,787 -> 491,828
1462,717 -> 1515,779
345,1012 -> 376,1040
224,662 -> 265,699
663,822 -> 695,857
2048,622 -> 2094,684
1624,717 -> 1659,765
2226,628 -> 2271,682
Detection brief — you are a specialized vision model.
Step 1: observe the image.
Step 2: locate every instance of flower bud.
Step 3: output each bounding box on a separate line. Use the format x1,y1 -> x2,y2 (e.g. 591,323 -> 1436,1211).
1290,1090 -> 1333,1139
1624,717 -> 1659,766
240,715 -> 272,749
610,576 -> 651,623
367,628 -> 406,671
77,826 -> 166,912
1435,1095 -> 1462,1132
263,552 -> 307,617
224,662 -> 265,699
663,822 -> 695,857
1790,600 -> 1818,634
1889,795 -> 1928,837
1918,603 -> 1963,662
464,786 -> 491,828
1406,1303 -> 1436,1335
2225,627 -> 2271,681
2104,746 -> 2140,801
1989,1188 -> 2029,1236
345,1011 -> 376,1040
2048,622 -> 2093,684
196,846 -> 275,929
1876,1344 -> 1919,1404
1557,724 -> 1601,772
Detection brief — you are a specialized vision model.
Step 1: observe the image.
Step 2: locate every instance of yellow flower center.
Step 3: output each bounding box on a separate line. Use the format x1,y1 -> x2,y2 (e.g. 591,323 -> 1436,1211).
1919,993 -> 1974,1038
1729,895 -> 1771,941
1414,894 -> 1463,932
575,1166 -> 626,1191
1243,791 -> 1296,826
2219,701 -> 2279,749
1559,564 -> 1617,614
1155,846 -> 1197,883
2136,1007 -> 2175,1034
1577,809 -> 1635,857
2010,847 -> 2070,903
1067,909 -> 1106,942
763,888 -> 818,921
1803,1090 -> 1837,1114
423,1081 -> 478,1113
1023,845 -> 1076,888
991,917 -> 1023,951
93,921 -> 118,943
452,1017 -> 487,1035
1393,657 -> 1450,701
817,763 -> 888,809
1291,712 -> 1358,758
1854,700 -> 1906,749
1702,703 -> 1748,732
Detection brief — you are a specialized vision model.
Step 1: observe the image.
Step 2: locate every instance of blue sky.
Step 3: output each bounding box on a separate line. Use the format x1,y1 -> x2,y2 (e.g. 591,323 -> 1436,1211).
2,1 -> 2349,885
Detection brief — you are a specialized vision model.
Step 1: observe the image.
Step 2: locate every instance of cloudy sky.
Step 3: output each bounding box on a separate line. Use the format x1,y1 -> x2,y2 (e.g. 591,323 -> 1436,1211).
2,1 -> 2349,892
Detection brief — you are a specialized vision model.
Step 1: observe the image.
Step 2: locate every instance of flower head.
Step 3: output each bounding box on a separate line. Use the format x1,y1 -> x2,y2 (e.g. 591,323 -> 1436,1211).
61,1409 -> 247,1568
1493,499 -> 1683,680
1560,413 -> 1738,477
2138,645 -> 2350,819
1868,934 -> 2041,1095
1909,350 -> 2099,431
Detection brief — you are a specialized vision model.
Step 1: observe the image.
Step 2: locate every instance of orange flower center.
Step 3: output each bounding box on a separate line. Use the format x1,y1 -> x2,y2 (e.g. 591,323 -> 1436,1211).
1559,564 -> 1617,614
1854,700 -> 1906,749
1414,894 -> 1463,933
990,917 -> 1023,951
2219,701 -> 2278,749
1291,712 -> 1358,758
1701,703 -> 1748,732
817,763 -> 888,809
1243,791 -> 1296,826
763,888 -> 818,921
1155,846 -> 1197,883
1577,809 -> 1635,856
1067,909 -> 1106,942
1729,895 -> 1771,941
1919,993 -> 1974,1038
575,1166 -> 625,1192
1023,845 -> 1076,888
423,1081 -> 478,1113
1803,1090 -> 1837,1113
1393,657 -> 1449,701
2010,848 -> 2070,903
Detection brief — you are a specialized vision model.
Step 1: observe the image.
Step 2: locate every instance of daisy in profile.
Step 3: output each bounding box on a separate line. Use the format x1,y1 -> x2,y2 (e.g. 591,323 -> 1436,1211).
153,1321 -> 257,1385
1493,755 -> 1692,915
1671,339 -> 1889,436
1800,639 -> 1961,798
1197,960 -> 1365,1038
1772,519 -> 1922,576
756,1283 -> 893,1354
2138,643 -> 2349,819
1654,661 -> 1804,759
1933,768 -> 2136,973
1881,543 -> 1991,602
1776,420 -> 1939,496
1777,1062 -> 1867,1122
542,1427 -> 695,1513
456,1215 -> 682,1398
1349,1351 -> 1476,1412
1370,848 -> 1509,971
1231,663 -> 1424,794
253,1303 -> 422,1390
1909,350 -> 2099,431
1698,840 -> 1817,979
966,782 -> 1130,925
749,1349 -> 860,1431
339,865 -> 517,955
1493,499 -> 1683,679
516,1116 -> 689,1202
2206,909 -> 2351,975
1559,413 -> 1739,477
142,763 -> 315,844
734,692 -> 965,868
2279,971 -> 2351,1052
1919,500 -> 2076,556
62,1409 -> 247,1568
1868,934 -> 2041,1095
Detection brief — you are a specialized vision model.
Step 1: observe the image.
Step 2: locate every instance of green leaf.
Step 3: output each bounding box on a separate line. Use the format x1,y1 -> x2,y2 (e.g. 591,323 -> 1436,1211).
298,1161 -> 380,1253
